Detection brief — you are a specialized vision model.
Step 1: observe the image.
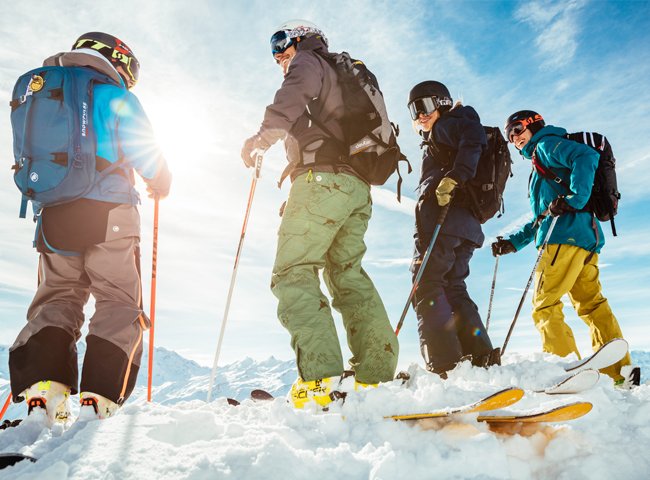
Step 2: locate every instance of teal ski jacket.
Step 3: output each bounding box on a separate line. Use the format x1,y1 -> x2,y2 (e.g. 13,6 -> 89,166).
507,125 -> 605,253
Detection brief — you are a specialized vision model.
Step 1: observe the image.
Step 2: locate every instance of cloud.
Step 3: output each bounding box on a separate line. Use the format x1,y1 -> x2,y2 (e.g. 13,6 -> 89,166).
514,0 -> 587,69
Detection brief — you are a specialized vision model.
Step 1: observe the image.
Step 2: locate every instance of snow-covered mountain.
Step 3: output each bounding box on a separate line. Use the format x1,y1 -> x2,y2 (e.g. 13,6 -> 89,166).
1,346 -> 649,479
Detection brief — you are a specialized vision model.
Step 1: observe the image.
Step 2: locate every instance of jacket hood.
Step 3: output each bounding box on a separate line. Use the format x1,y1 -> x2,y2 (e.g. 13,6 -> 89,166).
443,104 -> 481,123
296,35 -> 329,55
42,51 -> 124,87
522,125 -> 567,158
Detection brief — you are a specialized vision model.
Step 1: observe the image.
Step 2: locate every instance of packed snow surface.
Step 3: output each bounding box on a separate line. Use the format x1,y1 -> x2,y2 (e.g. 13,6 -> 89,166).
1,347 -> 649,479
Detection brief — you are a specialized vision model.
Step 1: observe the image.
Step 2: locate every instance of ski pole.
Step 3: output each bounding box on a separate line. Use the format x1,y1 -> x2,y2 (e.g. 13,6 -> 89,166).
501,215 -> 559,355
147,196 -> 160,403
207,153 -> 263,402
395,202 -> 451,336
0,392 -> 11,421
485,237 -> 502,332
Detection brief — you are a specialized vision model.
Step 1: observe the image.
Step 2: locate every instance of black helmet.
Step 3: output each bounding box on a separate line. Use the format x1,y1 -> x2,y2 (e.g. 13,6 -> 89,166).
407,81 -> 453,120
72,32 -> 140,88
504,110 -> 545,142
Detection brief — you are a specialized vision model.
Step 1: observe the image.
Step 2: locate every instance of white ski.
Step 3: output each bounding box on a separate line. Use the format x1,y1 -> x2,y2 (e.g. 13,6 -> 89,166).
537,369 -> 600,395
564,338 -> 628,373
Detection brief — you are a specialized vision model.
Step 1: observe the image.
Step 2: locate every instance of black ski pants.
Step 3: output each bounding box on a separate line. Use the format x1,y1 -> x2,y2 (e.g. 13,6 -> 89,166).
411,233 -> 493,374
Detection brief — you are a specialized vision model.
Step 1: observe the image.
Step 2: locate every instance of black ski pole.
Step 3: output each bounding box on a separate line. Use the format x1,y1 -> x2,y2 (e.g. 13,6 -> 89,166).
207,153 -> 263,402
395,202 -> 451,335
485,238 -> 501,332
501,215 -> 559,355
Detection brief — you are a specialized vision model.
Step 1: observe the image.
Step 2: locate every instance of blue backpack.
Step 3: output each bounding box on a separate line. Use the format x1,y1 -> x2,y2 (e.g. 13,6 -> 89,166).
10,66 -> 121,218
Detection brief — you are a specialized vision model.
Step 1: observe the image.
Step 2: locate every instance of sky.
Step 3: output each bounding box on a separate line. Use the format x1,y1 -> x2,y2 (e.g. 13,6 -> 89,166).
1,0 -> 649,372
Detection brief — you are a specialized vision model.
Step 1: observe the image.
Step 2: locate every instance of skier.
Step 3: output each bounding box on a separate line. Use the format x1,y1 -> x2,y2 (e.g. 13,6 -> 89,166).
241,20 -> 398,408
492,110 -> 637,385
8,32 -> 172,422
407,81 -> 500,378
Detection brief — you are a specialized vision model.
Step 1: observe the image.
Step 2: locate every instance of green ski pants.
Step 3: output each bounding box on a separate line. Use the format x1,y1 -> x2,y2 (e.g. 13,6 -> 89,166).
271,171 -> 398,384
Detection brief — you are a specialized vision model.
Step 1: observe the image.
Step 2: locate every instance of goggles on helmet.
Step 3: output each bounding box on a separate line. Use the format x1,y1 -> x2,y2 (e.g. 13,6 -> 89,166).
408,96 -> 449,120
505,114 -> 543,143
270,30 -> 295,55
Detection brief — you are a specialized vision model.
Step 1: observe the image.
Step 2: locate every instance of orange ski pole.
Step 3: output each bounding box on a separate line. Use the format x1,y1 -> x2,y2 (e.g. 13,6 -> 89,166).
0,392 -> 11,422
147,196 -> 160,402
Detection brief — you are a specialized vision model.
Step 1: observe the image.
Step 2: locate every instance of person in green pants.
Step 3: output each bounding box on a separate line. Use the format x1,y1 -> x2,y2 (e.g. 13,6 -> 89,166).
241,20 -> 398,408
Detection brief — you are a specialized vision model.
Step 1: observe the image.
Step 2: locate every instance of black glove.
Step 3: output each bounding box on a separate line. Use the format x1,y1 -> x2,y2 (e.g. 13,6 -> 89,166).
549,197 -> 577,217
491,238 -> 516,257
241,134 -> 269,168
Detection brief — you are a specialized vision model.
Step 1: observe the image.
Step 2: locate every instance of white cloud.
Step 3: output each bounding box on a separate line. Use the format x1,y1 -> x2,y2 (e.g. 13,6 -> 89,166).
515,0 -> 587,69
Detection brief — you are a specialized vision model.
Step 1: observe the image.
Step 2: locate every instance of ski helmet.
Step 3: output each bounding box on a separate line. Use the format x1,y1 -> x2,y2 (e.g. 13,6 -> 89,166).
72,32 -> 140,88
407,81 -> 453,120
270,20 -> 328,56
504,110 -> 545,142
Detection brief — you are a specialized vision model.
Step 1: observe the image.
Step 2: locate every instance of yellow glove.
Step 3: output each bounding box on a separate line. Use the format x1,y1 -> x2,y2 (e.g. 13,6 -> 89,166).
435,177 -> 458,206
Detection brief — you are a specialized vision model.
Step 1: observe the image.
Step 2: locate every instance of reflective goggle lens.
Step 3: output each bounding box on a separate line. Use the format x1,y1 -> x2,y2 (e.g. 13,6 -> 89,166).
271,30 -> 294,55
506,122 -> 526,142
408,97 -> 438,120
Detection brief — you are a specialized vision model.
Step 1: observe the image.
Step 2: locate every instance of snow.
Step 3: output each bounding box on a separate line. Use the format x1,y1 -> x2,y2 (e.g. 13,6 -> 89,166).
1,347 -> 649,479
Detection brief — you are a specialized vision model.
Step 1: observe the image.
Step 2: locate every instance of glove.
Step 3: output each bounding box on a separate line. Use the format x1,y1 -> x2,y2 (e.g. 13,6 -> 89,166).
145,164 -> 172,199
491,238 -> 516,257
435,176 -> 458,206
241,134 -> 270,168
549,197 -> 577,217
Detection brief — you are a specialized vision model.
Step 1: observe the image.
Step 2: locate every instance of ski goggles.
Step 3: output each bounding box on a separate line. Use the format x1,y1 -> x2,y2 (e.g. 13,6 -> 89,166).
408,96 -> 451,120
505,114 -> 543,143
270,30 -> 294,55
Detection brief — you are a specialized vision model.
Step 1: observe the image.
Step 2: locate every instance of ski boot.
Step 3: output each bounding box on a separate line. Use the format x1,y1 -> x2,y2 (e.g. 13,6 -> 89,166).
78,392 -> 120,420
616,366 -> 641,389
23,380 -> 71,425
289,376 -> 340,409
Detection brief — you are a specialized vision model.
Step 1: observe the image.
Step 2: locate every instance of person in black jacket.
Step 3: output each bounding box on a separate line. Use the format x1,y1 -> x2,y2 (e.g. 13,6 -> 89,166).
407,81 -> 499,377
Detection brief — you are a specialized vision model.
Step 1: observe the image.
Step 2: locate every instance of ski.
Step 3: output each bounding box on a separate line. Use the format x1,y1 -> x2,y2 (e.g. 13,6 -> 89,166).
564,338 -> 628,373
537,369 -> 600,395
387,387 -> 524,421
477,401 -> 592,424
0,453 -> 37,470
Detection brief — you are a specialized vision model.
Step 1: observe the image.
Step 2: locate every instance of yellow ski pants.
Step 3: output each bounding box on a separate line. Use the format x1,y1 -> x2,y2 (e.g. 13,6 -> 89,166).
532,244 -> 630,381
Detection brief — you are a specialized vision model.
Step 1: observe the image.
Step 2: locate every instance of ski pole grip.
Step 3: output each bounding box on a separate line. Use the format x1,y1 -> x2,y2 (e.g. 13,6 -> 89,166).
253,153 -> 263,179
436,202 -> 452,226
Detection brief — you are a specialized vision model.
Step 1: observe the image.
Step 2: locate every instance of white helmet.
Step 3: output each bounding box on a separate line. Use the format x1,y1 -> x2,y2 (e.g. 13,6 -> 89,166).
270,19 -> 328,55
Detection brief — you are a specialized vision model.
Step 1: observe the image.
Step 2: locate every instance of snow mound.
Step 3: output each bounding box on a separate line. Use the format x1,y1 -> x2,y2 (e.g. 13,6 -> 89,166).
1,350 -> 649,479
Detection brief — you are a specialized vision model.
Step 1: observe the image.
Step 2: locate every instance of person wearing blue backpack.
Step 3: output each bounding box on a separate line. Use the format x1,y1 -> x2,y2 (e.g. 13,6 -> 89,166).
8,32 -> 171,423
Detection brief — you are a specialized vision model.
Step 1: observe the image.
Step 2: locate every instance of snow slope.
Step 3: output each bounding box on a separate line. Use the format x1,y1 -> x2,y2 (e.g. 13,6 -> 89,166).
1,348 -> 649,479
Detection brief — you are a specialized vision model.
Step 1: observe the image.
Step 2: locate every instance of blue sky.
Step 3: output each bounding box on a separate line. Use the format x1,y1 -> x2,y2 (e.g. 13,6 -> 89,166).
1,0 -> 649,371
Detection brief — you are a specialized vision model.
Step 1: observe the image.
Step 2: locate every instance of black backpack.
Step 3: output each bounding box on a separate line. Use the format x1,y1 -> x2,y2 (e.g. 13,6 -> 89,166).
427,126 -> 513,223
533,132 -> 620,236
465,127 -> 513,223
307,51 -> 411,200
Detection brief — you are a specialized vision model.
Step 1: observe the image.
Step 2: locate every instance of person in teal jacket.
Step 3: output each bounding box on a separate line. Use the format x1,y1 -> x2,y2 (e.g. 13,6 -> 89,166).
491,110 -> 634,384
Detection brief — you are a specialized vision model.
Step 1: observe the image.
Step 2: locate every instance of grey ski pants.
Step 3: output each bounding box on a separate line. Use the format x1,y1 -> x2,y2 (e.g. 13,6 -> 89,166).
9,236 -> 149,403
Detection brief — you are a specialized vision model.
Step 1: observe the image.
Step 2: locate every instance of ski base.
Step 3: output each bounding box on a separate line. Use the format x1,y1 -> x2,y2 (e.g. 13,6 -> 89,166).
564,338 -> 628,373
387,387 -> 524,421
539,369 -> 600,394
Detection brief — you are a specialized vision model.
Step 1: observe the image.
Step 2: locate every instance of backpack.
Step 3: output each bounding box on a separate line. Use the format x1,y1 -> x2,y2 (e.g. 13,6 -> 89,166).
10,65 -> 121,219
427,126 -> 513,223
532,132 -> 620,236
306,51 -> 411,200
